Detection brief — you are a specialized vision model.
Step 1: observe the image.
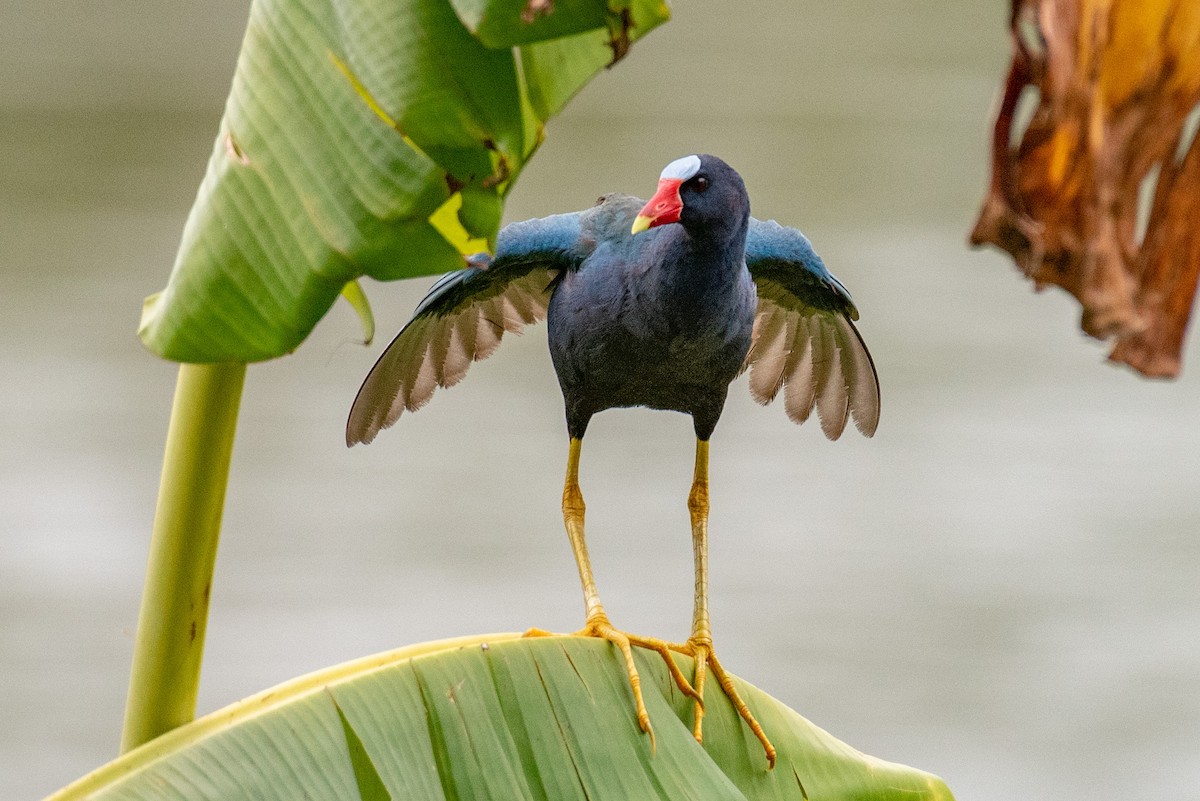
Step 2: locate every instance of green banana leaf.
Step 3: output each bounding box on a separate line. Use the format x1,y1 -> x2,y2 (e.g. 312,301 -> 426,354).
138,0 -> 669,363
54,635 -> 953,801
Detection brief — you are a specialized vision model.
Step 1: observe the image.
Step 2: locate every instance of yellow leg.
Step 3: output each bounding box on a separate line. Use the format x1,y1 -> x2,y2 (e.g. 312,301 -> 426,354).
558,437 -> 658,750
684,438 -> 777,768
561,437 -> 602,621
687,439 -> 713,740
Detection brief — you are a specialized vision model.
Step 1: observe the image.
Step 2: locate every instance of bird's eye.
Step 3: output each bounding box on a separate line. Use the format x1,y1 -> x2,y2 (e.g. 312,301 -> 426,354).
693,176 -> 709,193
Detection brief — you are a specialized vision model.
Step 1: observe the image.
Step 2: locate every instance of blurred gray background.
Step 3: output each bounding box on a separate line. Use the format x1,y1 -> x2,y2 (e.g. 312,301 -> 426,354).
4,1 -> 1199,799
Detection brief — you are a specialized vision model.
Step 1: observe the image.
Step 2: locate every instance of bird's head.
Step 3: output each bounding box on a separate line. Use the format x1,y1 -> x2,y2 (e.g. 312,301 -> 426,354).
631,154 -> 749,238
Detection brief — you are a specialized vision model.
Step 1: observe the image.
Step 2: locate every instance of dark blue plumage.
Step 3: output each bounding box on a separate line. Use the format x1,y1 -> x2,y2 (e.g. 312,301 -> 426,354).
346,156 -> 879,445
745,219 -> 857,317
548,191 -> 756,440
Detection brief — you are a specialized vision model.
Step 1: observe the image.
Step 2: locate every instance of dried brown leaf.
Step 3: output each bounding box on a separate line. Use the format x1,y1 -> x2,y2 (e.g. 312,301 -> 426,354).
971,0 -> 1200,376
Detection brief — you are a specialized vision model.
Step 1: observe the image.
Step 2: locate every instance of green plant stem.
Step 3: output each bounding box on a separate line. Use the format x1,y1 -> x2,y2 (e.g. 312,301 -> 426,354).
120,361 -> 247,753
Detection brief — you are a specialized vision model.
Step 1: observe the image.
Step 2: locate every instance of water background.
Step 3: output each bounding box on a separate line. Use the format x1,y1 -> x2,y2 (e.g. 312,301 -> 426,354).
3,2 -> 1200,799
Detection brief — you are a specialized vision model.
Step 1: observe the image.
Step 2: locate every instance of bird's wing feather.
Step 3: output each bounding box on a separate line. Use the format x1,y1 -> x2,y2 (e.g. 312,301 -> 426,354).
346,212 -> 583,445
743,218 -> 880,439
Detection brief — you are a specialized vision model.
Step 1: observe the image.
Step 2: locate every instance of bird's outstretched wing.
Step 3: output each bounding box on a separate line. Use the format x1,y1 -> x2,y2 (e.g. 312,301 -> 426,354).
743,219 -> 880,439
346,212 -> 583,445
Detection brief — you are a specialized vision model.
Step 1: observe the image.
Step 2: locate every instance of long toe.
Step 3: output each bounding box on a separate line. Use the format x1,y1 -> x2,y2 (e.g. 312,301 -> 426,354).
706,650 -> 777,768
574,617 -> 656,751
688,642 -> 710,744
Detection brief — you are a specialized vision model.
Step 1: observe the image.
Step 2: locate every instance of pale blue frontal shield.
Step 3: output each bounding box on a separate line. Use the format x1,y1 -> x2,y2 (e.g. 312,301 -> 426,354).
660,154 -> 701,181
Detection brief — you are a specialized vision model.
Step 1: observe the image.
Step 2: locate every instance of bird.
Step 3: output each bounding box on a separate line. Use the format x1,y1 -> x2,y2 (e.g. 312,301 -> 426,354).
347,154 -> 880,767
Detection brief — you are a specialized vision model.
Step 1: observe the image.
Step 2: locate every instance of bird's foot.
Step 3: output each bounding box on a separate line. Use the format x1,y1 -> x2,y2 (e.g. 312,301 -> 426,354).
569,614 -> 671,752
525,618 -> 667,753
522,623 -> 774,768
645,635 -> 777,769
